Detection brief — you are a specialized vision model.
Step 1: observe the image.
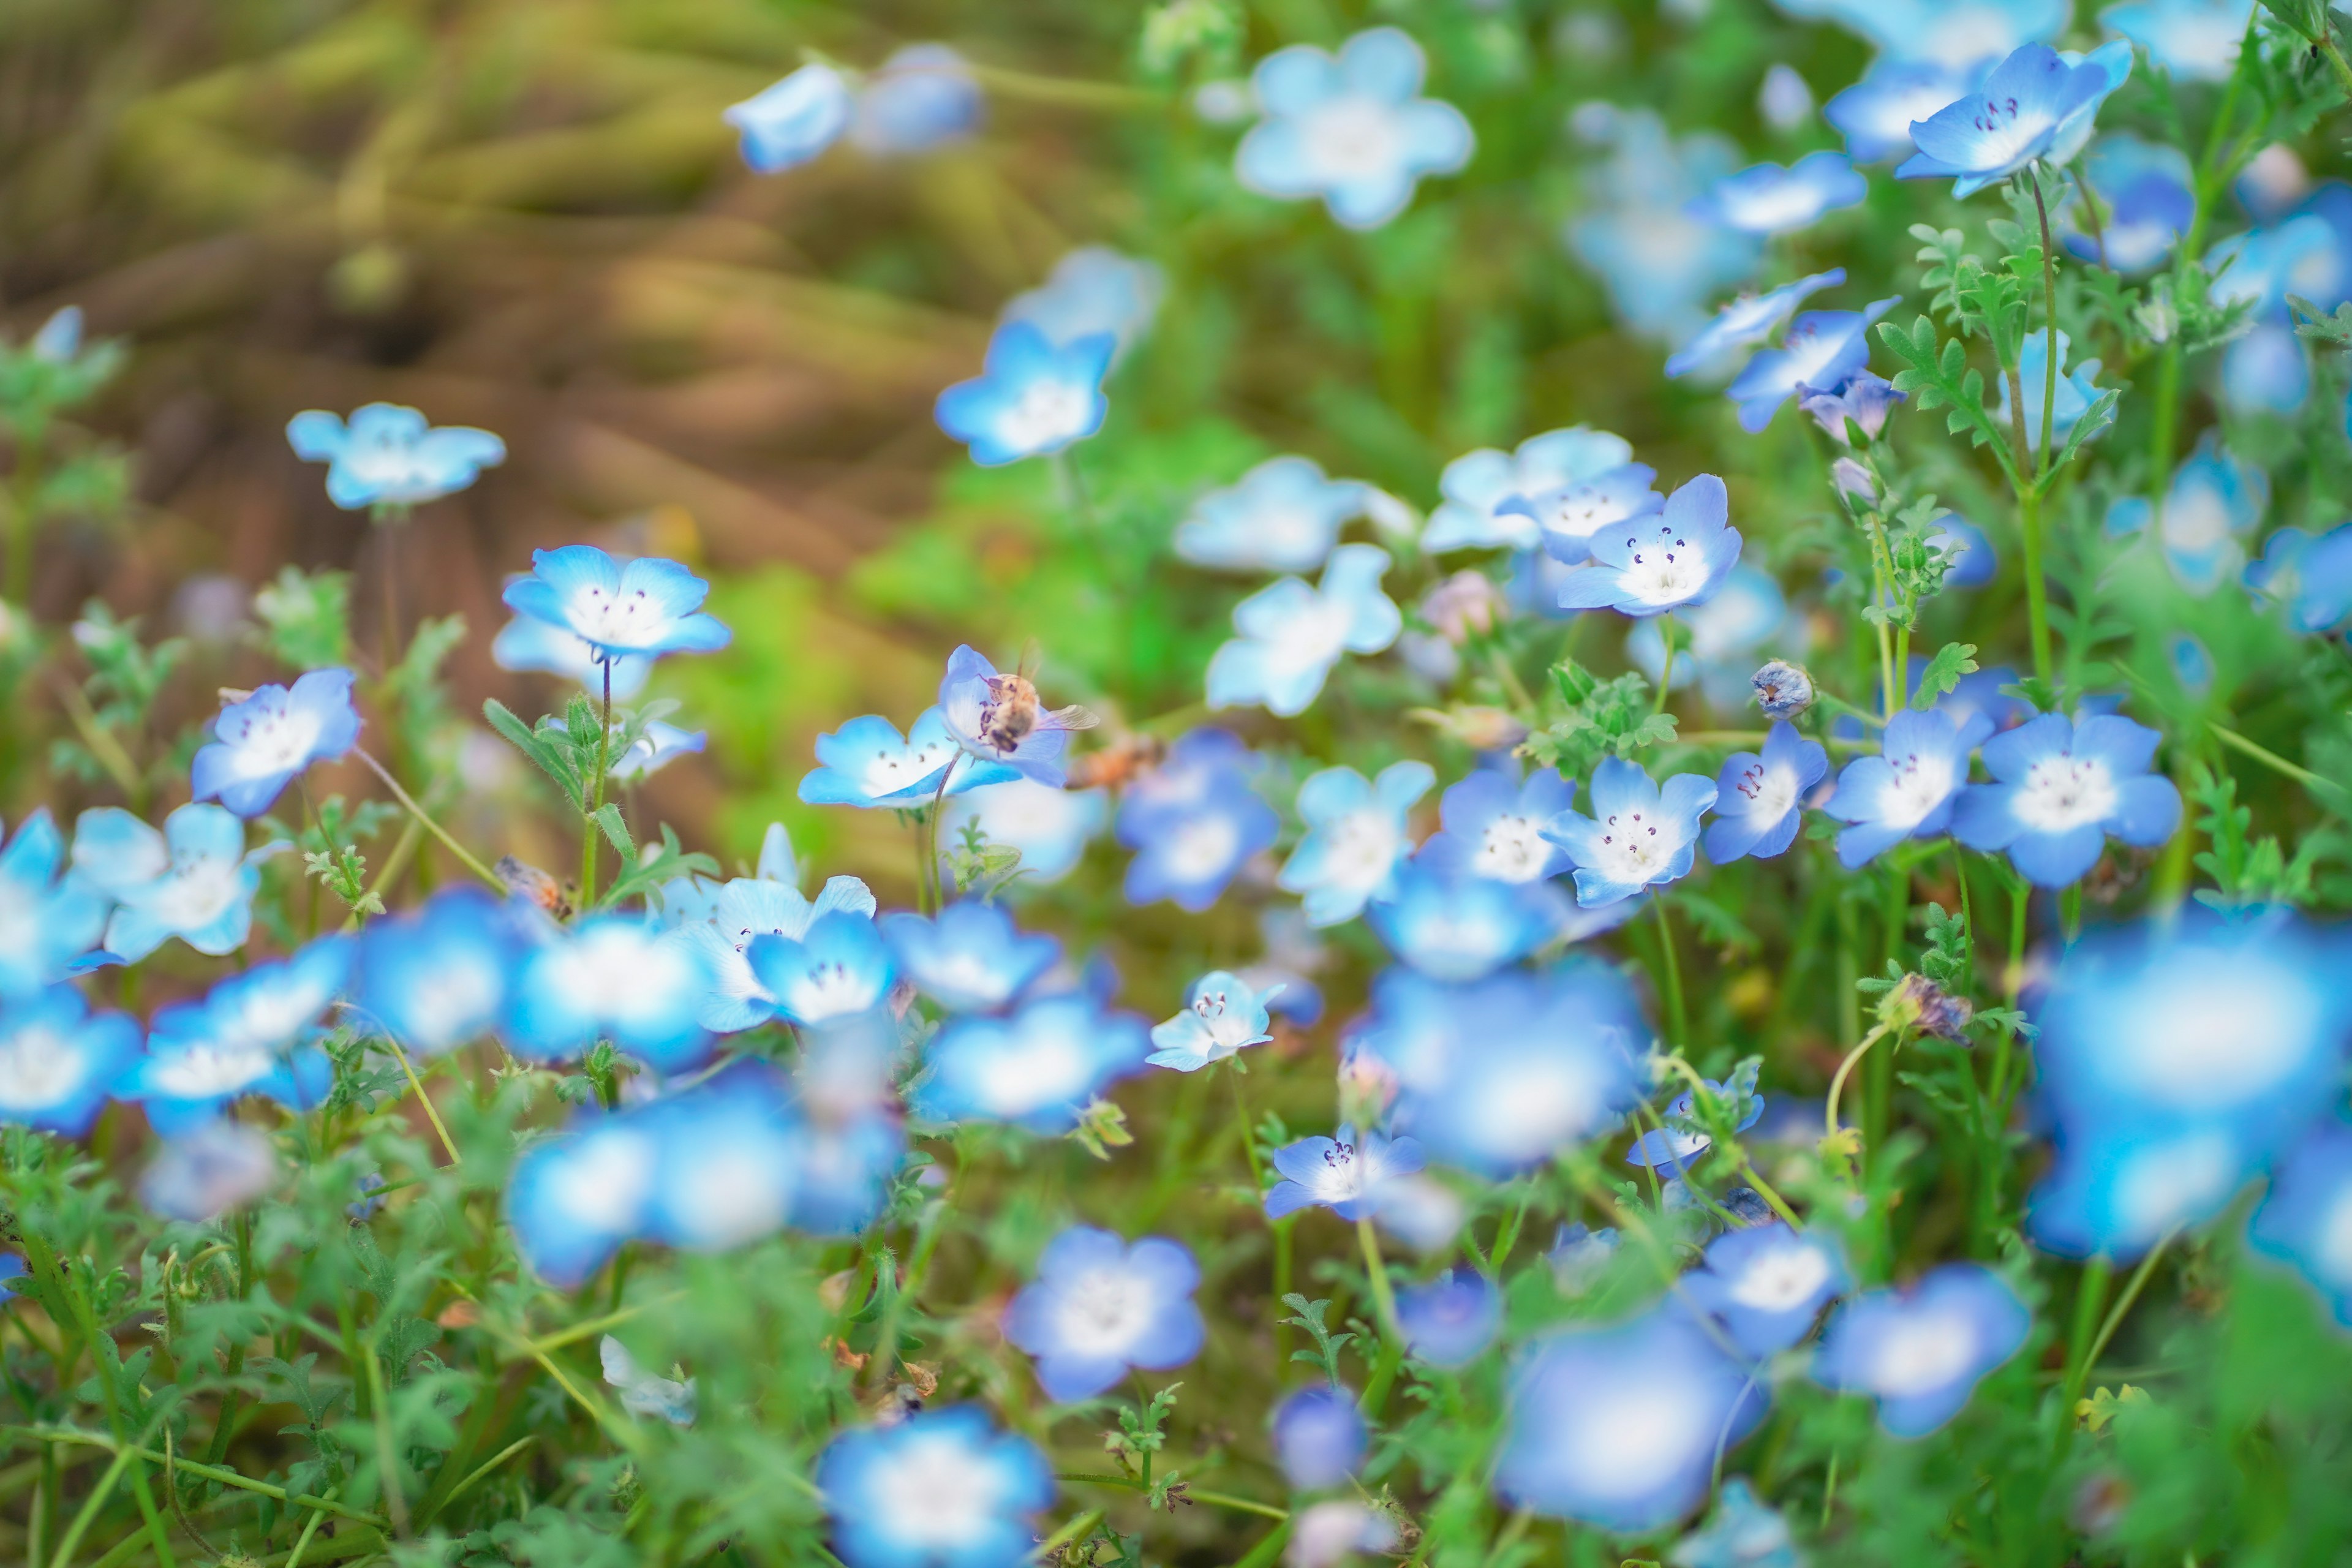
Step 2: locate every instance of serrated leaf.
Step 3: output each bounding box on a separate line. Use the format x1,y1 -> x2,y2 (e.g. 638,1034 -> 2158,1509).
1910,643 -> 1981,709
484,699 -> 586,811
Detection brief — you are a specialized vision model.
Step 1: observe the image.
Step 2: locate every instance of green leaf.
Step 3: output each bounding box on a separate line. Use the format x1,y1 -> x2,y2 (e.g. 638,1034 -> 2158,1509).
590,803 -> 635,859
1910,643 -> 1980,709
484,698 -> 586,812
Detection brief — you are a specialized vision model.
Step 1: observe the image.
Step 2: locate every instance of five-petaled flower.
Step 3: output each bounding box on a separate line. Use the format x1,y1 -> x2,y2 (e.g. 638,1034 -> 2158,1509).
934,322 -> 1113,467
1235,28 -> 1473,231
192,669 -> 362,818
1555,475 -> 1743,619
1148,969 -> 1283,1072
1206,544 -> 1402,717
1004,1225 -> 1205,1401
285,403 -> 505,510
1540,756 -> 1718,908
502,546 -> 732,665
1952,710 -> 2181,886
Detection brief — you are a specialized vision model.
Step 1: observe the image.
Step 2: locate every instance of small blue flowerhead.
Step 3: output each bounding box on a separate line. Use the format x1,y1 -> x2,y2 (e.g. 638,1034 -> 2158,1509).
1395,1268 -> 1501,1368
507,1114 -> 663,1286
1235,28 -> 1472,230
1705,722 -> 1828,864
1148,970 -> 1280,1072
1691,150 -> 1866,235
1005,1226 -> 1205,1401
140,1121 -> 277,1224
1207,544 -> 1401,717
1823,707 -> 1992,868
491,611 -> 654,699
2250,1120 -> 2352,1325
1279,760 -> 1434,927
670,872 -> 878,1035
1417,765 -> 1574,884
1000,246 -> 1166,366
1681,1224 -> 1850,1357
1924,514 -> 1997,589
1270,1387 -> 1366,1491
0,1253 -> 23,1300
191,668 -> 362,818
1826,56 -> 1988,163
501,546 -> 732,663
1567,110 -> 1765,341
2064,134 -> 2196,273
1665,268 -> 1846,378
1668,1477 -> 1801,1568
937,646 -> 1094,786
73,804 -> 271,963
850,44 -> 983,156
285,403 -> 505,510
123,935 -> 349,1134
1264,1123 -> 1426,1220
1896,43 -> 2131,197
357,888 -> 521,1056
601,1335 -> 695,1426
2101,0 -> 2253,83
2158,436 -> 2270,594
505,916 -> 712,1071
1775,0 -> 2067,66
1556,475 -> 1744,620
0,985 -> 140,1137
0,811 -> 106,999
1175,456 -> 1370,574
935,322 -> 1112,468
913,992 -> 1150,1133
1725,300 -> 1898,432
1427,427 -> 1637,555
1795,369 -> 1907,445
1953,711 -> 2180,886
1540,755 -> 1718,908
1116,729 -> 1280,911
800,707 -> 1019,810
2245,521 -> 2352,634
725,63 -> 854,172
1624,1072 -> 1765,1174
883,902 -> 1059,1014
639,1063 -> 807,1253
747,910 -> 896,1028
2027,1114 -> 2263,1261
1812,1264 -> 2030,1436
1991,329 -> 2111,459
816,1407 -> 1052,1568
1366,863 -> 1575,983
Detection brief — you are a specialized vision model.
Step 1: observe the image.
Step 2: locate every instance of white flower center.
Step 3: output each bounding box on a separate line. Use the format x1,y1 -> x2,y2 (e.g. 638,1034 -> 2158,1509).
869,1436 -> 1002,1548
784,957 -> 874,1020
1051,1265 -> 1156,1357
1730,760 -> 1798,824
0,1025 -> 86,1109
2164,486 -> 2233,554
1868,1310 -> 1978,1397
2012,755 -> 2117,833
405,960 -> 503,1047
1880,747 -> 1958,831
1616,526 -> 1709,607
1304,1139 -> 1370,1203
859,736 -> 957,800
1320,812 -> 1402,892
551,1129 -> 658,1232
148,1044 -> 275,1099
1590,805 -> 1670,883
1303,96 -> 1404,183
2112,1133 -> 2236,1240
146,858 -> 244,930
565,585 -> 673,649
1474,814 -> 1549,881
1722,178 -> 1823,232
996,379 -> 1092,454
1161,814 -> 1242,884
1555,1371 -> 1715,1498
1542,484 -> 1634,544
1190,990 -> 1256,1050
225,696 -> 325,774
1725,1245 -> 1831,1313
974,1026 -> 1087,1115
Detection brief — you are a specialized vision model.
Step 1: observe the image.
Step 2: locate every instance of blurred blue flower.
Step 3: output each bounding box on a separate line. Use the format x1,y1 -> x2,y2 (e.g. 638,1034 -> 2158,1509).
850,44 -> 982,155
1826,57 -> 1988,162
502,546 -> 731,663
1693,151 -> 1866,234
0,1253 -> 23,1300
1558,475 -> 1743,621
0,811 -> 105,999
935,323 -> 1112,468
2029,1114 -> 2262,1260
1148,969 -> 1280,1072
1568,110 -> 1764,341
1235,28 -> 1472,231
1176,456 -> 1368,574
1117,730 -> 1280,911
1627,562 -> 1787,708
30,306 -> 84,361
356,887 -> 522,1057
1005,1226 -> 1204,1401
1681,1224 -> 1849,1357
505,916 -> 712,1071
2207,186 -> 2352,414
1207,543 -> 1401,717
1813,1264 -> 2030,1436
1368,864 -> 1580,982
1896,43 -> 2132,197
608,720 -> 704,782
801,707 -> 1018,809
1279,760 -> 1433,927
1418,765 -> 1574,884
190,668 -> 361,818
2155,436 -> 2270,594
939,777 -> 1106,888
507,1113 -> 662,1285
883,903 -> 1058,1014
1550,1221 -> 1620,1294
747,910 -> 896,1028
1705,722 -> 1828,864
1505,463 -> 1667,569
0,985 -> 139,1136
2169,632 -> 2215,698
1396,1268 -> 1500,1367
1001,246 -> 1166,364
2102,0 -> 2253,81
73,804 -> 271,963
140,1121 -> 276,1224
639,1064 -> 807,1252
1953,712 -> 2181,886
1668,1478 -> 1801,1568
817,1407 -> 1051,1568
492,612 -> 654,699
1542,756 -> 1718,908
789,1104 -> 907,1240
1926,514 -> 1997,589
1271,1387 -> 1366,1490
1796,369 -> 1907,445
1428,427 -> 1637,554
1494,1305 -> 1764,1533
1264,1123 -> 1427,1219
725,63 -> 853,172
1727,299 -> 1898,432
938,644 -> 1095,788
1991,329 -> 2111,461
914,992 -> 1148,1133
601,1335 -> 695,1425
1666,269 -> 1847,378
127,944 -> 343,1135
2245,521 -> 2352,633
1773,0 -> 2065,65
1823,707 -> 1992,868
672,872 -> 877,1034
2063,134 -> 2195,272
1626,1072 -> 1765,1172
285,403 -> 504,510
2250,1120 -> 2352,1325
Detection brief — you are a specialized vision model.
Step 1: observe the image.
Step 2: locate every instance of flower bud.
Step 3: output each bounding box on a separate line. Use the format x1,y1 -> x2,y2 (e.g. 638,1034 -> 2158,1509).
1879,972 -> 1974,1043
1831,456 -> 1877,502
1750,659 -> 1815,720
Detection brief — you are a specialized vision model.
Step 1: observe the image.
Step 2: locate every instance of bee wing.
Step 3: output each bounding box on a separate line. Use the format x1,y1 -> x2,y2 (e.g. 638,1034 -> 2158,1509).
1047,704 -> 1102,731
1017,637 -> 1046,683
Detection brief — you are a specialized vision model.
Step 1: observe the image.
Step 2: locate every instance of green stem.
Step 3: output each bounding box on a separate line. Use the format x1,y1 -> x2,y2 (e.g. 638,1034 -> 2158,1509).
1823,1023 -> 1893,1150
1229,1060 -> 1265,1189
582,657 -> 614,904
2084,1230 -> 2177,1376
2016,484 -> 2054,688
1272,1216 -> 1295,1376
1653,614 -> 1677,717
2054,1256 -> 2114,1464
2030,167 -> 2060,478
1355,1217 -> 1406,1418
2319,34 -> 2352,98
353,747 -> 503,891
1651,894 -> 1687,1049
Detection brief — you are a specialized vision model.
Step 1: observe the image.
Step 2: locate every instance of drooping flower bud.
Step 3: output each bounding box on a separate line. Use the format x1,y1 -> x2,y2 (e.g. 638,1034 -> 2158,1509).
1750,659 -> 1815,720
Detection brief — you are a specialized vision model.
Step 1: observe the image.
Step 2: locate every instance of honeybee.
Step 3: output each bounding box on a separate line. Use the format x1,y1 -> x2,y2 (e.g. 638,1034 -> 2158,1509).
976,647 -> 1100,753
495,854 -> 574,921
1065,731 -> 1166,791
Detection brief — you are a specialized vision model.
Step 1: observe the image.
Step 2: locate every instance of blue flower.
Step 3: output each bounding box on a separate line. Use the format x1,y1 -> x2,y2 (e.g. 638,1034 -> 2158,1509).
1366,864 -> 1578,983
1540,756 -> 1717,908
1681,1224 -> 1849,1357
491,612 -> 654,699
1116,730 -> 1280,911
790,1102 -> 908,1240
1550,1223 -> 1620,1293
1953,712 -> 2181,886
72,804 -> 271,963
606,720 -> 704,782
747,911 -> 896,1028
507,1113 -> 663,1285
0,985 -> 139,1136
1668,1478 -> 1801,1568
671,872 -> 877,1033
881,903 -> 1057,1015
0,1254 -> 23,1300
1495,1305 -> 1765,1533
1664,268 -> 1846,378
1823,707 -> 1992,868
1264,1123 -> 1427,1219
1279,761 -> 1434,927
0,811 -> 105,999
1896,43 -> 2132,197
1206,544 -> 1401,717
1567,110 -> 1764,341
2169,633 -> 2215,698
1000,246 -> 1166,365
601,1336 -> 695,1425
2027,1114 -> 2264,1261
725,63 -> 853,172
639,1063 -> 807,1253
1624,1073 -> 1765,1172
938,646 -> 1097,788
1772,0 -> 2066,64
140,1121 -> 276,1224
1991,329 -> 2111,460
1426,427 -> 1637,555
285,403 -> 505,510
1795,369 -> 1907,445
356,887 -> 522,1057
1175,456 -> 1369,574
125,943 -> 347,1134
505,916 -> 712,1071
935,322 -> 1112,468
1235,28 -> 1472,230
1502,464 -> 1668,573
1005,1226 -> 1205,1401
1417,764 -> 1574,884
2101,0 -> 2253,81
502,546 -> 731,664
1725,299 -> 1898,432
1556,475 -> 1743,621
1705,723 -> 1828,864
1692,151 -> 1866,235
2245,522 -> 2352,633
1149,970 -> 1280,1072
2064,134 -> 2195,272
2206,186 -> 2352,415
939,777 -> 1106,886
1826,57 -> 1988,162
816,1408 -> 1052,1568
1395,1268 -> 1500,1367
1625,563 -> 1787,708
190,669 -> 362,818
800,707 -> 1019,809
1812,1264 -> 2030,1436
2154,436 -> 2269,594
850,44 -> 983,156
1271,1387 -> 1366,1490
2250,1120 -> 2352,1325
1926,514 -> 1997,589
914,992 -> 1149,1133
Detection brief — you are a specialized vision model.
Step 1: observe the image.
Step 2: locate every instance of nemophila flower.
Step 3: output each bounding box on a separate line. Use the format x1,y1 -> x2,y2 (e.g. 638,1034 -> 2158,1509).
2249,1121 -> 2352,1324
1823,707 -> 1992,869
1726,298 -> 1898,432
0,1254 -> 23,1300
2027,1114 -> 2262,1259
1367,864 -> 1583,983
505,916 -> 712,1071
72,804 -> 271,963
125,938 -> 347,1134
1668,1478 -> 1801,1568
934,323 -> 1112,469
1627,563 -> 1787,709
2063,135 -> 2195,273
0,810 -> 105,998
1568,110 -> 1765,341
1825,57 -> 1986,163
2101,0 -> 2253,81
606,721 -> 704,782
141,1121 -> 277,1224
601,1335 -> 695,1425
1953,712 -> 2180,886
1495,1305 -> 1765,1533
801,708 -> 1018,810
1001,246 -> 1166,365
791,1104 -> 908,1238
2151,436 -> 2271,594
1693,151 -> 1866,235
2245,522 -> 2352,633
850,44 -> 982,155
668,869 -> 877,1033
1992,329 -> 2110,459
914,992 -> 1148,1133
725,63 -> 853,172
1272,1387 -> 1366,1490
938,777 -> 1106,886
285,403 -> 504,510
1207,544 -> 1401,717
356,888 -> 520,1056
0,985 -> 139,1136
1279,761 -> 1434,927
1005,1226 -> 1204,1401
883,903 -> 1058,1014
1175,456 -> 1369,574
1417,765 -> 1573,884
1774,0 -> 2067,65
937,645 -> 1095,787
1504,464 -> 1668,570
1758,63 -> 1815,130
2168,632 -> 2215,699
1813,1264 -> 2030,1436
491,612 -> 653,699
1117,730 -> 1280,911
1556,475 -> 1743,620
1705,723 -> 1829,865
1235,27 -> 1472,231
1795,369 -> 1906,444
1666,270 -> 1848,379
1396,1268 -> 1501,1368
1927,515 -> 1997,589
1426,428 -> 1637,555
1681,1225 -> 1850,1358
640,1065 -> 805,1253
1264,1123 -> 1427,1219
1148,970 -> 1280,1072
1896,43 -> 2132,198
1550,1222 -> 1620,1294
190,669 -> 361,818
747,910 -> 896,1028
2205,186 -> 2352,413
1290,1502 -> 1399,1568
1626,1076 -> 1765,1172
816,1407 -> 1052,1568
503,546 -> 731,665
507,1114 -> 662,1285
1540,756 -> 1717,909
